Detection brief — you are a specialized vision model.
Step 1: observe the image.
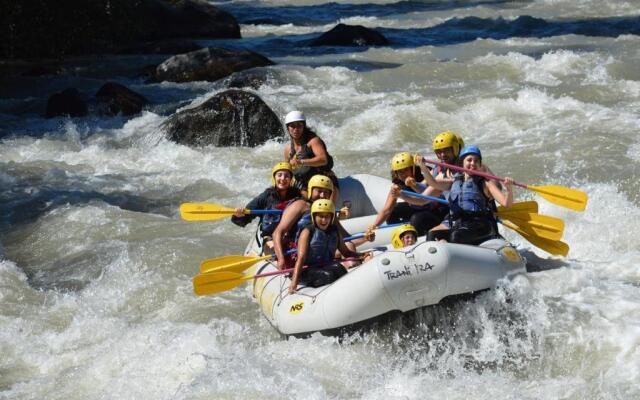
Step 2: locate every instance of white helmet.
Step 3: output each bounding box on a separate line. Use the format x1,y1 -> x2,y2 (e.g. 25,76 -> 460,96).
284,110 -> 306,125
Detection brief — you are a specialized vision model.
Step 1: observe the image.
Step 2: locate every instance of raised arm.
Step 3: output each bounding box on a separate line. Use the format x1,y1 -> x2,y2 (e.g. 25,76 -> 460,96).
415,155 -> 451,192
485,177 -> 513,207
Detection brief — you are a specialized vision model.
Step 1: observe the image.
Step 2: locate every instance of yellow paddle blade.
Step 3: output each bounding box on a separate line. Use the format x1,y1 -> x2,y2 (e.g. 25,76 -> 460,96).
501,219 -> 569,257
193,271 -> 250,296
497,201 -> 538,215
528,185 -> 588,212
180,203 -> 238,221
498,212 -> 564,241
200,254 -> 272,274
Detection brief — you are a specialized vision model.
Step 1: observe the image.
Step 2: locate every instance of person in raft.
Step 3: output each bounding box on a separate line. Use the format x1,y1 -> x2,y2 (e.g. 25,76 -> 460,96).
231,162 -> 301,254
429,130 -> 465,187
418,146 -> 514,245
401,131 -> 464,216
282,110 -> 340,204
368,152 -> 447,236
273,174 -> 335,271
390,224 -> 418,249
288,199 -> 367,294
429,131 -> 500,189
273,174 -> 374,271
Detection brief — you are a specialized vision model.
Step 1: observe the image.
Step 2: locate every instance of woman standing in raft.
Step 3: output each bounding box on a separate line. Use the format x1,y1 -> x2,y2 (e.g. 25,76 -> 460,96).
231,162 -> 301,253
289,199 -> 367,294
418,146 -> 514,245
368,152 -> 447,236
283,110 -> 340,203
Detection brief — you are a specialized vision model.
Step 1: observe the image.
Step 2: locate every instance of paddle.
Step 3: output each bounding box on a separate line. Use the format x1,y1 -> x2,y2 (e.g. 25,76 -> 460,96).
193,267 -> 302,296
499,219 -> 569,257
496,212 -> 564,241
180,203 -> 280,222
400,190 -> 564,240
412,183 -> 538,215
421,158 -> 588,211
199,223 -> 402,274
200,254 -> 274,274
497,201 -> 538,214
200,249 -> 294,274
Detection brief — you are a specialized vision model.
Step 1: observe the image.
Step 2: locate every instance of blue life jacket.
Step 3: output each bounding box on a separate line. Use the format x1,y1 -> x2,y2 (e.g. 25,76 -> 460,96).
295,210 -> 313,238
260,198 -> 297,236
303,224 -> 339,266
448,174 -> 492,219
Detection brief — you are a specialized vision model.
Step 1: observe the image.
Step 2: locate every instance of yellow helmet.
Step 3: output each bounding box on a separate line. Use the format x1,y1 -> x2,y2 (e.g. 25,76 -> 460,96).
454,133 -> 465,151
391,224 -> 418,249
310,199 -> 335,226
271,162 -> 294,186
391,152 -> 414,171
432,131 -> 462,157
307,174 -> 333,199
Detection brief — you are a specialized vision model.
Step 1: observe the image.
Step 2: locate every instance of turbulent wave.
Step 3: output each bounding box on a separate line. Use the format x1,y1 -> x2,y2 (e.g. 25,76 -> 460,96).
208,14 -> 640,59
1,0 -> 640,398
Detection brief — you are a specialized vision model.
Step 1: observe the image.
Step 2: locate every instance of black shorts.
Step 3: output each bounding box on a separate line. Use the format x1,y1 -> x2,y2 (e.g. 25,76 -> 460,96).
429,216 -> 497,245
388,202 -> 448,235
298,262 -> 347,288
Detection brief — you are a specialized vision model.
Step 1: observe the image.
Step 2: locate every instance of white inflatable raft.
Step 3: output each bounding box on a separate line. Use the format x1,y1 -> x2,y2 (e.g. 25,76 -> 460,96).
244,174 -> 526,337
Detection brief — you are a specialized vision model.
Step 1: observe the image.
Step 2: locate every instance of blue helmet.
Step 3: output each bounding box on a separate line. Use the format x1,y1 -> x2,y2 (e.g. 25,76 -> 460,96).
459,145 -> 482,161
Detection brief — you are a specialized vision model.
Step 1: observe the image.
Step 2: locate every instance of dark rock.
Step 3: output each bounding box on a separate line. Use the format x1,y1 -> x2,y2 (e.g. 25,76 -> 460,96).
155,47 -> 275,83
21,64 -> 62,77
147,0 -> 240,40
164,89 -> 283,147
96,82 -> 148,116
45,88 -> 88,118
119,39 -> 201,55
140,64 -> 160,82
223,70 -> 272,90
1,0 -> 240,60
310,23 -> 389,47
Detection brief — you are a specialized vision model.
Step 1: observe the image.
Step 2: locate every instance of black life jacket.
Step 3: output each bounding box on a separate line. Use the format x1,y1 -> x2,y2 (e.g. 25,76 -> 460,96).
288,131 -> 334,183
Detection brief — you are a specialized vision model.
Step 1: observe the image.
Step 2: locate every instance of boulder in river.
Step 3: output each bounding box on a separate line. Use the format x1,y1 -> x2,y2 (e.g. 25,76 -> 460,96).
45,88 -> 88,118
154,47 -> 275,83
118,39 -> 202,55
1,0 -> 240,59
310,23 -> 390,47
164,89 -> 283,147
221,69 -> 279,90
96,82 -> 148,116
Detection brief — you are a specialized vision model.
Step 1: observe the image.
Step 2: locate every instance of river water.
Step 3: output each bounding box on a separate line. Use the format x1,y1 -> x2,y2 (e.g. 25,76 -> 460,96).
1,0 -> 640,399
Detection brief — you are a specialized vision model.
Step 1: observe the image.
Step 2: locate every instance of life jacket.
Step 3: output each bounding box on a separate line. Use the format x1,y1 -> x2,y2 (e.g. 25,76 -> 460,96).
303,224 -> 339,266
289,132 -> 334,183
295,209 -> 313,239
260,197 -> 297,236
448,173 -> 493,219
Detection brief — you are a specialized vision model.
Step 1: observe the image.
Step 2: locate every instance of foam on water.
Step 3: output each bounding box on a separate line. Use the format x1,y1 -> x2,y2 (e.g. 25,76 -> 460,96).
2,1 -> 640,398
523,0 -> 640,19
